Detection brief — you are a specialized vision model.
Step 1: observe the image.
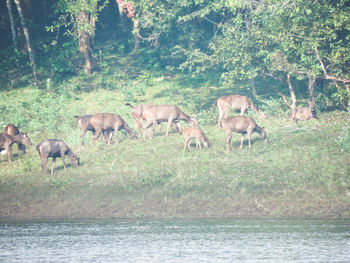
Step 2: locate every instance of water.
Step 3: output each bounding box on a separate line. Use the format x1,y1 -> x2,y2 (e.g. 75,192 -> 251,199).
0,219 -> 349,262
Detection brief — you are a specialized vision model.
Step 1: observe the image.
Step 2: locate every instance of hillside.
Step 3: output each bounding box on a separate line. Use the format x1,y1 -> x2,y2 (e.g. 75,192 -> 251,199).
0,65 -> 349,219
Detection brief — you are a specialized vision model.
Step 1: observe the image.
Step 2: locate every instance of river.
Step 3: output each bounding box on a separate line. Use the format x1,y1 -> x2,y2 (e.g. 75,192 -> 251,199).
0,219 -> 349,262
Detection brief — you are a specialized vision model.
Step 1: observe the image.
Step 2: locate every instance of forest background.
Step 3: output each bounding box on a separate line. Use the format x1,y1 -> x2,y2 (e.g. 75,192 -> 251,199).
0,0 -> 349,219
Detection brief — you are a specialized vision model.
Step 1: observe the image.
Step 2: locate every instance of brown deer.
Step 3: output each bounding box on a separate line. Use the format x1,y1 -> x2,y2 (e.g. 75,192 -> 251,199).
126,103 -> 197,139
289,100 -> 318,122
181,127 -> 209,152
74,115 -> 110,144
214,94 -> 265,126
221,116 -> 266,152
3,124 -> 27,156
0,133 -> 32,163
89,113 -> 136,144
125,103 -> 180,134
36,139 -> 80,175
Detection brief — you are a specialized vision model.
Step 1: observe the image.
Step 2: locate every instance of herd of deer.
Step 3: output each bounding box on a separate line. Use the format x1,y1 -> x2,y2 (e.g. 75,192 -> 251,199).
1,94 -> 317,175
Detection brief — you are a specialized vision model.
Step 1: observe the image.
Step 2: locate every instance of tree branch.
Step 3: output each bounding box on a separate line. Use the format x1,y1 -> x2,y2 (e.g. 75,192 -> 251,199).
315,46 -> 350,84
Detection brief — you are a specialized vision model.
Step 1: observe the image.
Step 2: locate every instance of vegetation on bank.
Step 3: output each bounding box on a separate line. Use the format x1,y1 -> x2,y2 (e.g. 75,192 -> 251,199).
0,72 -> 349,219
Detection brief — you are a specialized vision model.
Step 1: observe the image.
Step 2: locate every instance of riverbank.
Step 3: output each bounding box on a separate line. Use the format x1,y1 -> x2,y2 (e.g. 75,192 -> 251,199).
1,111 -> 349,220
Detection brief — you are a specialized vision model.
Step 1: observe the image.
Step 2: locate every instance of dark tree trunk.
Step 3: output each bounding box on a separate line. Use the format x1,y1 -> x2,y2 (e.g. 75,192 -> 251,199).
6,0 -> 17,51
77,11 -> 93,75
14,0 -> 37,85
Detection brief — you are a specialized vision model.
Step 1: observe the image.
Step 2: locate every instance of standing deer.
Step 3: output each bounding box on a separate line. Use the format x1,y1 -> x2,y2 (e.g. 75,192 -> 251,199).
125,103 -> 180,134
3,124 -> 27,156
89,113 -> 136,144
74,115 -> 110,144
126,103 -> 197,139
214,94 -> 265,126
221,116 -> 266,152
36,139 -> 80,175
181,127 -> 209,152
0,133 -> 32,163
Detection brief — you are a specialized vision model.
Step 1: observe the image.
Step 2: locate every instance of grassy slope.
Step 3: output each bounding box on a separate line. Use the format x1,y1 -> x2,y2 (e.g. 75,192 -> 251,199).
0,55 -> 349,219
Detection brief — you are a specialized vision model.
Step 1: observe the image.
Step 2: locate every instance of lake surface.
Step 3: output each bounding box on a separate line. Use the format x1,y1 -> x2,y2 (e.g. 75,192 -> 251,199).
0,219 -> 349,262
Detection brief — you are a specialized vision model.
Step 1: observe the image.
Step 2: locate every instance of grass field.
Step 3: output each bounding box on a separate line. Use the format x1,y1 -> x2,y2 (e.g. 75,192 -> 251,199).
0,71 -> 349,219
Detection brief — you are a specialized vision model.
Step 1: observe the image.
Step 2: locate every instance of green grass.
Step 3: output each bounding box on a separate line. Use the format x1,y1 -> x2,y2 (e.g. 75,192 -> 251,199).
0,53 -> 349,219
0,102 -> 349,219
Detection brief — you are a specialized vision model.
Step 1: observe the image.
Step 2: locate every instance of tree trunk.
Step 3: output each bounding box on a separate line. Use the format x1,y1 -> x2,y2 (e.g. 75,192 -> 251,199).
133,19 -> 140,52
17,0 -> 32,52
6,0 -> 17,51
287,74 -> 298,121
287,74 -> 297,109
14,0 -> 37,85
308,77 -> 316,104
77,11 -> 92,75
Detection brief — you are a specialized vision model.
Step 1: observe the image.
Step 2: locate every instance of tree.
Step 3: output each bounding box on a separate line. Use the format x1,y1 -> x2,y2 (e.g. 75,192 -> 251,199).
14,0 -> 37,85
6,0 -> 17,52
179,0 -> 350,109
54,0 -> 107,75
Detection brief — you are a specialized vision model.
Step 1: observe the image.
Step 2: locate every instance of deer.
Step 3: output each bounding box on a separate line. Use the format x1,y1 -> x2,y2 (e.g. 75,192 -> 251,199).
36,139 -> 80,175
221,116 -> 266,152
89,113 -> 136,144
0,133 -> 32,163
74,115 -> 110,144
3,124 -> 27,156
181,127 -> 209,152
125,103 -> 180,134
214,94 -> 265,126
289,100 -> 318,122
126,103 -> 197,139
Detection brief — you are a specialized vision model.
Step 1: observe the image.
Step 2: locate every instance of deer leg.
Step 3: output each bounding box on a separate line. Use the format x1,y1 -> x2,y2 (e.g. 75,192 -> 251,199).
166,118 -> 174,136
6,145 -> 12,163
184,137 -> 190,152
51,157 -> 56,176
113,129 -> 119,144
61,151 -> 67,172
81,128 -> 88,145
248,132 -> 252,148
196,138 -> 202,150
143,121 -> 154,139
187,138 -> 192,151
240,134 -> 245,148
174,122 -> 181,133
217,104 -> 227,127
107,130 -> 114,144
226,133 -> 233,152
93,127 -> 103,143
41,157 -> 48,175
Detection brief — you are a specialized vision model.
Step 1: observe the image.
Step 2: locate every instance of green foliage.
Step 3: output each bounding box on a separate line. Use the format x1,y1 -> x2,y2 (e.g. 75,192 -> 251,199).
0,87 -> 75,138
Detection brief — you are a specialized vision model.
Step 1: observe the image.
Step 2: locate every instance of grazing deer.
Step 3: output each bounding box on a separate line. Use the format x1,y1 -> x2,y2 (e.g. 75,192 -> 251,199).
126,103 -> 197,139
74,115 -> 110,144
214,94 -> 265,126
289,100 -> 318,122
89,113 -> 136,144
221,116 -> 266,152
0,133 -> 32,163
181,127 -> 209,152
36,139 -> 80,175
3,124 -> 27,156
